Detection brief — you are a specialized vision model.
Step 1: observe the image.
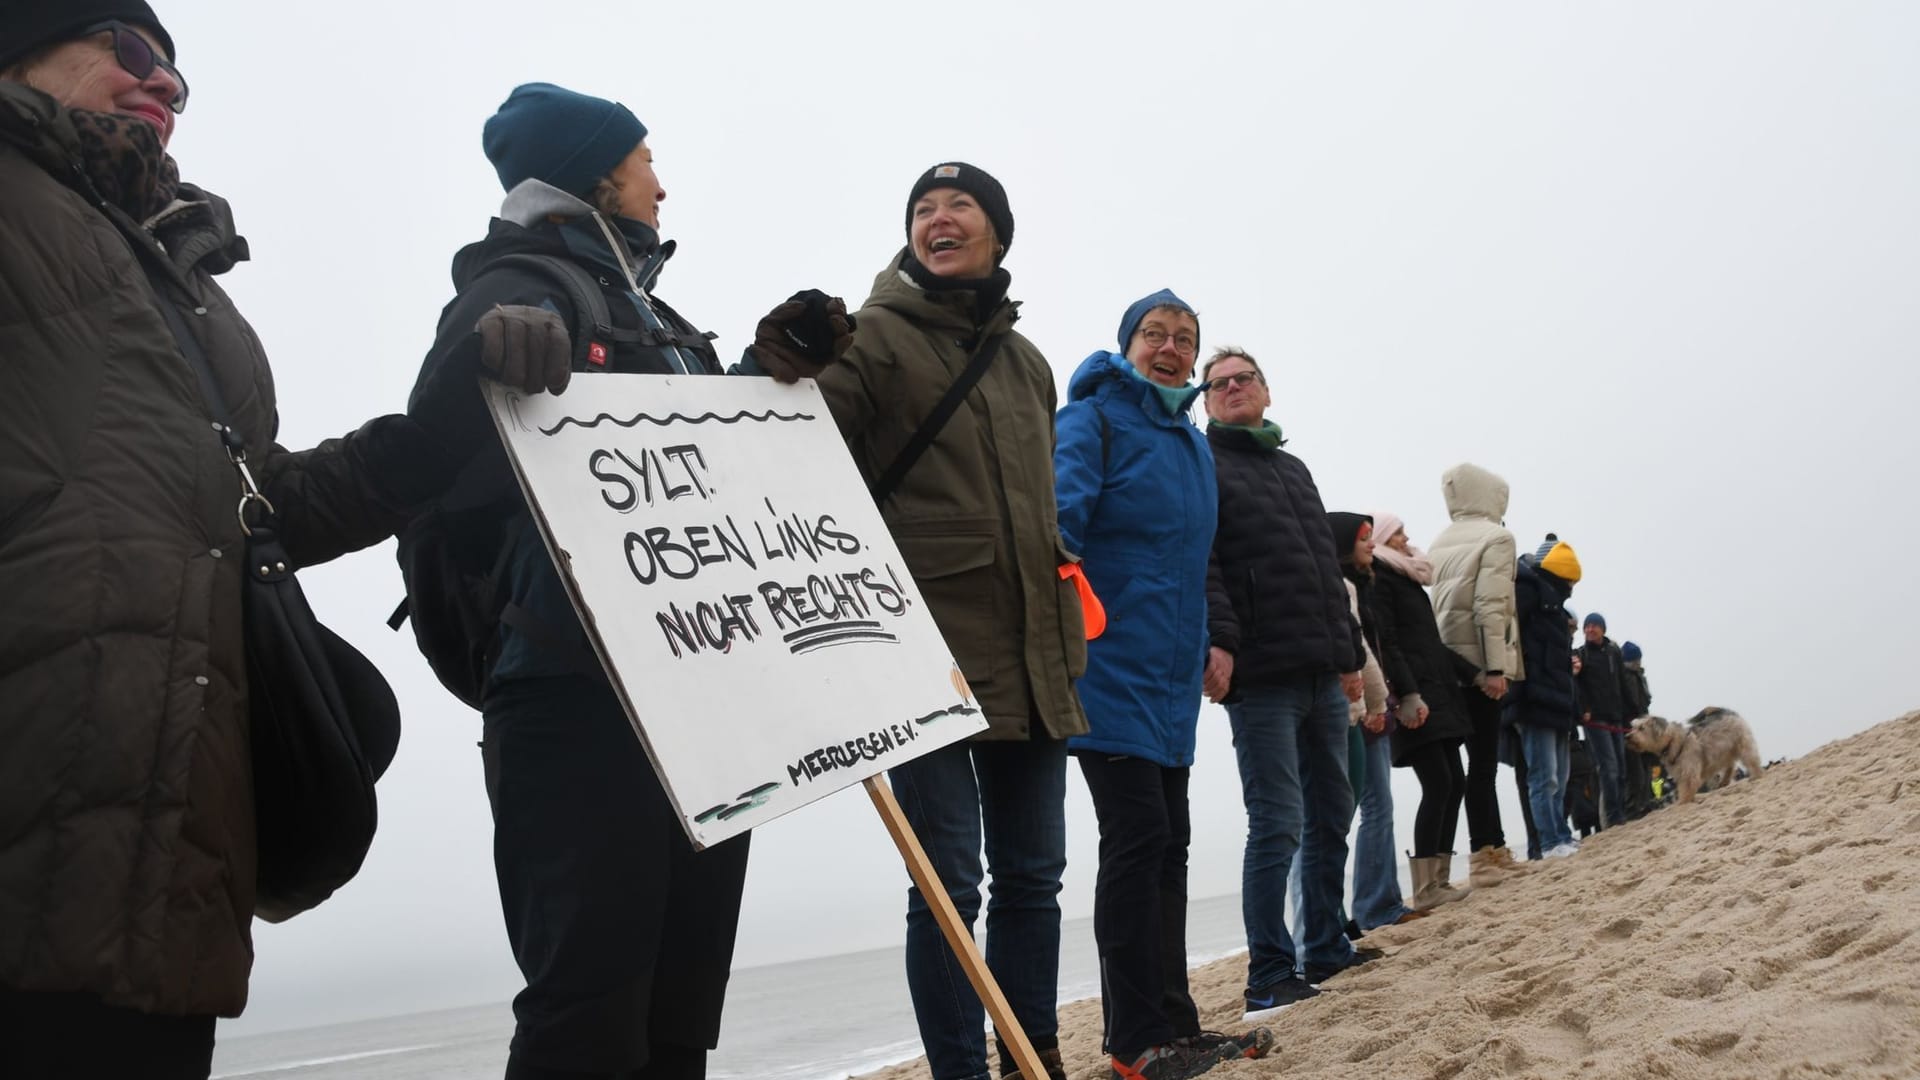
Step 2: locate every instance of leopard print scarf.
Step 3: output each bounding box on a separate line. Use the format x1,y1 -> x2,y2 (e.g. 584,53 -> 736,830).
68,107 -> 180,221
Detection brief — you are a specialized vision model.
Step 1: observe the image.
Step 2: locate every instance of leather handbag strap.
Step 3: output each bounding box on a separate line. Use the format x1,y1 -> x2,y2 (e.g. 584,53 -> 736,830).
870,332 -> 1006,506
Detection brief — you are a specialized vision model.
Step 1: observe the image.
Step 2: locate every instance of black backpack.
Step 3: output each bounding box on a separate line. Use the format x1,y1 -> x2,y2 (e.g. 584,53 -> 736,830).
388,254 -> 614,709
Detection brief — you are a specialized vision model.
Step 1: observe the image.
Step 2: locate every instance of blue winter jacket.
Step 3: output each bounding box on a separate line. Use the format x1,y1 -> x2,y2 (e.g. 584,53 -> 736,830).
1054,352 -> 1217,766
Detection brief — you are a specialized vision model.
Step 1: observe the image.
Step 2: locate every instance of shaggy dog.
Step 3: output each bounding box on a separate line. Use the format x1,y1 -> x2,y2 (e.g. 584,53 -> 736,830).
1626,708 -> 1761,804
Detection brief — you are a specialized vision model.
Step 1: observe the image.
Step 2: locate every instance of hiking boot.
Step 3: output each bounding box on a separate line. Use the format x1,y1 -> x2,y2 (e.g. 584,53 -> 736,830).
1178,1027 -> 1275,1061
996,1039 -> 1067,1080
1468,845 -> 1529,887
1243,975 -> 1320,1021
1110,1039 -> 1237,1080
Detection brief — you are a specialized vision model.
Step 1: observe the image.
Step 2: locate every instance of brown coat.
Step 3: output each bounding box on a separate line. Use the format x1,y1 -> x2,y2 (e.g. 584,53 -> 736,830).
0,84 -> 444,1017
813,254 -> 1087,740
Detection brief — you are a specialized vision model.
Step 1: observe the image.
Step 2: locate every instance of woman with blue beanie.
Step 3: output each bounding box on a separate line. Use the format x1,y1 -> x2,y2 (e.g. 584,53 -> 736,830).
1053,292 -> 1270,1080
404,82 -> 852,1080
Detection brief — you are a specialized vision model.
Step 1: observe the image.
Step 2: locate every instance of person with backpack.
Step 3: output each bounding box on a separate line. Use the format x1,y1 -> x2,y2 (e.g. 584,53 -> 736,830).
800,163 -> 1086,1080
1575,612 -> 1637,827
0,5 -> 478,1072
1053,291 -> 1272,1080
401,83 -> 852,1080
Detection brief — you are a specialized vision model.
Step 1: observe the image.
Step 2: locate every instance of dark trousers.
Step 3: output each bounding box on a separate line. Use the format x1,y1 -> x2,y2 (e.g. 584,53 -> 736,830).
0,990 -> 214,1080
1077,754 -> 1201,1060
1461,688 -> 1508,851
1404,739 -> 1466,858
484,677 -> 751,1079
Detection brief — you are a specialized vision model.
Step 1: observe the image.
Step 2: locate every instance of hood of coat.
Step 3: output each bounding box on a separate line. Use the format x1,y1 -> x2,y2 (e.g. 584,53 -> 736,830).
862,247 -> 1020,339
1442,462 -> 1510,524
450,209 -> 675,297
1067,350 -> 1202,419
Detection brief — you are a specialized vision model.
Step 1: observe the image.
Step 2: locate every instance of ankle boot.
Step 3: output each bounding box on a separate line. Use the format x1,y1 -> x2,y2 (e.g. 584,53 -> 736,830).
997,1038 -> 1067,1080
1410,855 -> 1471,910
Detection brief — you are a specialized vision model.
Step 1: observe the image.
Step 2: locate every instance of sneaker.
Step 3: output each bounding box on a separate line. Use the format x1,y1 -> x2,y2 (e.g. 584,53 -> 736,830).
1544,842 -> 1580,859
1110,1039 -> 1238,1080
1243,975 -> 1320,1021
1303,945 -> 1383,985
1178,1027 -> 1275,1061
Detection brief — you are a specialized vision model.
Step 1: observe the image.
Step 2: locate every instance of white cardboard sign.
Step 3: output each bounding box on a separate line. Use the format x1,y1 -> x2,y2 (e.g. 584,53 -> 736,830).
484,374 -> 985,848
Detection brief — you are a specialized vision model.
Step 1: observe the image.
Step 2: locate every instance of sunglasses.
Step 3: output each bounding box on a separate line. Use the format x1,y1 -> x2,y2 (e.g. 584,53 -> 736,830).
80,20 -> 188,113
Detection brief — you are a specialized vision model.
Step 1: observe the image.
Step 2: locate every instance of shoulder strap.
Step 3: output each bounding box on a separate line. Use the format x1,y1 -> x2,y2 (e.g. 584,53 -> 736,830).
475,253 -> 615,369
870,333 -> 1007,506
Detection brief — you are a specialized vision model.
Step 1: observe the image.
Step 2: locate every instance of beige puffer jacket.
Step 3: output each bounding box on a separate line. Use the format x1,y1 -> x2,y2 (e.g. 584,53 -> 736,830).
1427,464 -> 1522,683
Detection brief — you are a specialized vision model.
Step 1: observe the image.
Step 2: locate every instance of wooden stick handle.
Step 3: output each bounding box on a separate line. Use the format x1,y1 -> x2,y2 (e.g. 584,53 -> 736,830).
864,775 -> 1047,1080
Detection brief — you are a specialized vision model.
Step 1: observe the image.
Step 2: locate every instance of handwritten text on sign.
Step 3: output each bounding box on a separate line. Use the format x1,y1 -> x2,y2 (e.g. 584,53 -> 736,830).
486,375 -> 984,847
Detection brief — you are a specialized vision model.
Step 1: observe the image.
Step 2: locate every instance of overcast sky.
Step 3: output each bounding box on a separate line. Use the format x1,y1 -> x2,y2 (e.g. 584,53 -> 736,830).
152,0 -> 1920,1036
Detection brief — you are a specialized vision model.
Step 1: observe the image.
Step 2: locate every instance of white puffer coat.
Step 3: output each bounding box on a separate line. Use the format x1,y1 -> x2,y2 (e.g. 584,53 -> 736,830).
1427,464 -> 1522,682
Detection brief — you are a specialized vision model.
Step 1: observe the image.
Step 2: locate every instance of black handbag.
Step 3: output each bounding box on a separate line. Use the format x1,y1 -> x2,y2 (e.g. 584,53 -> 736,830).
150,292 -> 400,923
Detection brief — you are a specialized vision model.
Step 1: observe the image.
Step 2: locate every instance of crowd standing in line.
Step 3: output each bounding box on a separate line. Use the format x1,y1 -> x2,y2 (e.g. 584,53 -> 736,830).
0,8 -> 1679,1077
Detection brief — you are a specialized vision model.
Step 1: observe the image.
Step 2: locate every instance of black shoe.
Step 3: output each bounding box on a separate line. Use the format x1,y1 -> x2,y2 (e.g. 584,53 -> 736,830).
1242,975 -> 1320,1021
1110,1039 -> 1238,1080
1177,1027 -> 1275,1061
996,1039 -> 1067,1080
1343,917 -> 1364,941
1303,945 -> 1383,985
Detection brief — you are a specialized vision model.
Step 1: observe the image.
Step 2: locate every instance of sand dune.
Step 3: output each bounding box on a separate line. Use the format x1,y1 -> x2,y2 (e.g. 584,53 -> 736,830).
859,710 -> 1920,1079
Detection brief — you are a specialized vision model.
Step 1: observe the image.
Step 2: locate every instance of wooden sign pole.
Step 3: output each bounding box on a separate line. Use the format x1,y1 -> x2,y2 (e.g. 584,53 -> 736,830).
864,775 -> 1048,1080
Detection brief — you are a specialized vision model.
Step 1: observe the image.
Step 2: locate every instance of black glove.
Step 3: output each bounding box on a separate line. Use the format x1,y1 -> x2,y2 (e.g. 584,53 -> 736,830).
753,289 -> 856,383
476,304 -> 572,395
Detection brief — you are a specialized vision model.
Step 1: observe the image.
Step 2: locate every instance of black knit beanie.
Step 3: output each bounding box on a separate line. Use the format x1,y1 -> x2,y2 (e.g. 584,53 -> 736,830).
905,162 -> 1014,261
0,0 -> 175,71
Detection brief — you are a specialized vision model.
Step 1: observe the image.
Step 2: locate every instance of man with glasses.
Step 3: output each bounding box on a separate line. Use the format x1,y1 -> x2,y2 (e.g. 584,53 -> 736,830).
1197,347 -> 1372,1020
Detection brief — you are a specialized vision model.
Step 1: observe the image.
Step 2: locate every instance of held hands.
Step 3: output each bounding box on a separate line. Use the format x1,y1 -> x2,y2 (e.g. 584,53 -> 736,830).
1397,693 -> 1429,729
1481,674 -> 1509,700
1363,712 -> 1387,734
476,305 -> 572,395
1340,671 -> 1365,704
754,290 -> 857,383
1203,646 -> 1235,703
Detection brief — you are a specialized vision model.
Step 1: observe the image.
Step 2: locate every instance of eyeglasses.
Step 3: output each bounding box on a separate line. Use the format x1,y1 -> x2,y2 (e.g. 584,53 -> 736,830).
1136,328 -> 1197,355
1201,370 -> 1263,394
81,20 -> 188,114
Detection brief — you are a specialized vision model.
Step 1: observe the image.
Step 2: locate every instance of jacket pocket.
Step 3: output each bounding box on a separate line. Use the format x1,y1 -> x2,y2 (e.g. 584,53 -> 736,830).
895,530 -> 1001,687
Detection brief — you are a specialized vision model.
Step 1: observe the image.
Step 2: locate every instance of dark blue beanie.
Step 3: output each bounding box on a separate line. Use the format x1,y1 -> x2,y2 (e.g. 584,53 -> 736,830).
1117,288 -> 1199,354
483,83 -> 647,198
1622,641 -> 1642,662
1584,612 -> 1606,631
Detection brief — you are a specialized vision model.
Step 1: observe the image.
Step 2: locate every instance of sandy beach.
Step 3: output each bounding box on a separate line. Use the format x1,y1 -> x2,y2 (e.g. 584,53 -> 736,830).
859,710 -> 1920,1080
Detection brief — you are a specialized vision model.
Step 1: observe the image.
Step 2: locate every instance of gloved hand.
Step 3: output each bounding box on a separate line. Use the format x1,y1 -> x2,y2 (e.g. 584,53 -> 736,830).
476,304 -> 572,395
753,289 -> 856,383
1397,693 -> 1429,728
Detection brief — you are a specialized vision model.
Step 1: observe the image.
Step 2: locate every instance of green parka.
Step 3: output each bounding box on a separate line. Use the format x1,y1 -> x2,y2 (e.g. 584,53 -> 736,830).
813,254 -> 1087,740
0,84 -> 445,1017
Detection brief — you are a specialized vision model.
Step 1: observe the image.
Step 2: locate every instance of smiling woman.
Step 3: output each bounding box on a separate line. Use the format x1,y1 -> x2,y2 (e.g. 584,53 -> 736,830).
0,2 -> 475,1075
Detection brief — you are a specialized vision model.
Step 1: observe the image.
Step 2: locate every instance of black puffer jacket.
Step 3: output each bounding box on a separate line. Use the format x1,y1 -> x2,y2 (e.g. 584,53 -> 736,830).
1575,637 -> 1634,730
1205,425 -> 1361,688
1372,561 -> 1476,765
1504,558 -> 1580,732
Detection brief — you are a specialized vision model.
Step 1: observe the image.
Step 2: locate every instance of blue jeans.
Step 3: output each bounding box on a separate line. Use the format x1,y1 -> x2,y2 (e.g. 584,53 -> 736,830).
1519,725 -> 1573,852
1587,727 -> 1627,827
890,738 -> 1068,1080
1352,734 -> 1411,929
1226,673 -> 1355,989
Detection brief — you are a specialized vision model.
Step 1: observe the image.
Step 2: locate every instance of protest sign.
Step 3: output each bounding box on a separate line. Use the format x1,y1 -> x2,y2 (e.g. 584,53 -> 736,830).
484,374 -> 986,848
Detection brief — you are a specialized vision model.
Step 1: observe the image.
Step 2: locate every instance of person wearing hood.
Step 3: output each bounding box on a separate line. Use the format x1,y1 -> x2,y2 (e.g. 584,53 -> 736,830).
1505,536 -> 1585,860
1620,641 -> 1658,818
1200,346 -> 1370,1018
1427,464 -> 1529,886
1575,612 -> 1637,828
1370,514 -> 1477,910
1325,513 -> 1419,930
808,163 -> 1088,1080
1053,293 -> 1267,1079
403,83 -> 855,1080
0,4 -> 477,1072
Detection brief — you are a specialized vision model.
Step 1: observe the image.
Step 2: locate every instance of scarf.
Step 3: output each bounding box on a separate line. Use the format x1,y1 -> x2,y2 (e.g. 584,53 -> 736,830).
1371,511 -> 1435,585
1207,418 -> 1285,450
69,106 -> 180,222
